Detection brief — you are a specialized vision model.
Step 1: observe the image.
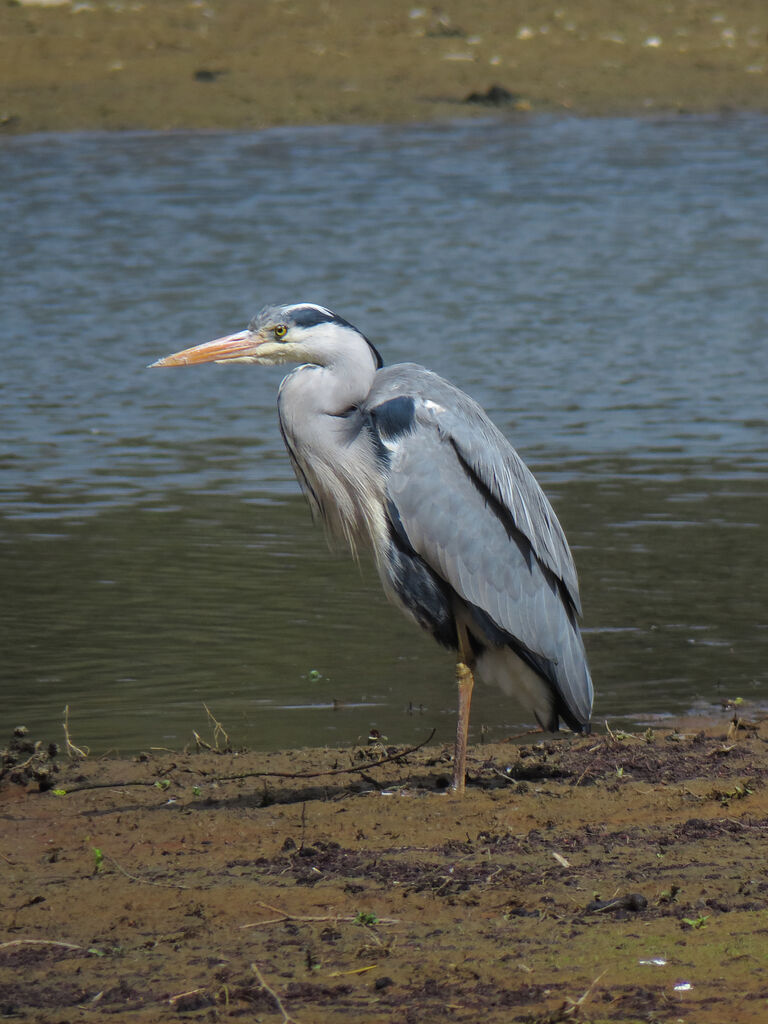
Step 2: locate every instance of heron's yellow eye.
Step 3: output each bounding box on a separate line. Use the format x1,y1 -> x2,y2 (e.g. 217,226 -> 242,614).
274,324 -> 287,339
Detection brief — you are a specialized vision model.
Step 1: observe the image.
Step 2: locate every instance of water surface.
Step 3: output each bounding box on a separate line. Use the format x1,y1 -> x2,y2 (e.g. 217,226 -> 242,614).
1,116 -> 766,752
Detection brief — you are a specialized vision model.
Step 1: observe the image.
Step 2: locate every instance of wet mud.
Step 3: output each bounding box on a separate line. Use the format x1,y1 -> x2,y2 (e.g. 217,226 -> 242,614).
2,713 -> 768,1022
2,0 -> 768,133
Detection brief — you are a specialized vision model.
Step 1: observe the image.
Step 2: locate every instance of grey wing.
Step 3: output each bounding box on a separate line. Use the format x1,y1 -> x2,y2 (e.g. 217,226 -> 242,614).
444,401 -> 582,616
367,368 -> 592,729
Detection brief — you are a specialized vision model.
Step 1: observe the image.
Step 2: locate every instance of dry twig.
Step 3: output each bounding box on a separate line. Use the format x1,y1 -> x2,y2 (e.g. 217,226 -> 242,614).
0,939 -> 85,953
106,854 -> 192,890
61,729 -> 436,794
168,986 -> 207,1006
206,703 -> 230,749
62,705 -> 89,759
193,704 -> 231,752
328,964 -> 377,977
552,969 -> 607,1020
251,963 -> 300,1024
241,900 -> 399,929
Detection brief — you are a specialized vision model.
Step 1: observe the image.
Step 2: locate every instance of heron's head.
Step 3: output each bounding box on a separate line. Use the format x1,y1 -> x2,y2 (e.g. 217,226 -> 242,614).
150,303 -> 383,371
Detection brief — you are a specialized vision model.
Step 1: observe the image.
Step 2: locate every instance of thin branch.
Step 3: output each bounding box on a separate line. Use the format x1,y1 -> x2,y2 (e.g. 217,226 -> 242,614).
62,704 -> 88,761
168,987 -> 207,1006
241,901 -> 399,930
558,969 -> 608,1018
5,752 -> 39,772
191,730 -> 214,752
105,854 -> 191,890
0,939 -> 85,952
196,729 -> 436,784
60,729 -> 436,794
204,703 -> 230,750
251,963 -> 301,1024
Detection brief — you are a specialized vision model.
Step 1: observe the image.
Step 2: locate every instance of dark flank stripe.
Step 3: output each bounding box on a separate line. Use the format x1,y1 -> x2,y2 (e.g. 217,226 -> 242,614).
449,438 -> 578,624
384,503 -> 457,650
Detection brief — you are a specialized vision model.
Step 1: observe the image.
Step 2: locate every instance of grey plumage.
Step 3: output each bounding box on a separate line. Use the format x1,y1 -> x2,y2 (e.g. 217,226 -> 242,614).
362,365 -> 591,732
152,302 -> 594,790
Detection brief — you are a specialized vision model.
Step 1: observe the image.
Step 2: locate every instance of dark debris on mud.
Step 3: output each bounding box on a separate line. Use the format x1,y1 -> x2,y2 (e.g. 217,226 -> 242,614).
496,720 -> 767,788
2,714 -> 768,1023
0,726 -> 61,790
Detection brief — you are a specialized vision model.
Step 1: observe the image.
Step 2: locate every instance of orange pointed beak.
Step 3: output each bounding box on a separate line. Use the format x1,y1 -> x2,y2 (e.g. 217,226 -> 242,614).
149,329 -> 260,367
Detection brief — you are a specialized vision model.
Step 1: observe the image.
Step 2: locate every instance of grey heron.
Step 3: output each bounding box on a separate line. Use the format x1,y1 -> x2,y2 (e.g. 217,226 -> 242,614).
151,303 -> 593,792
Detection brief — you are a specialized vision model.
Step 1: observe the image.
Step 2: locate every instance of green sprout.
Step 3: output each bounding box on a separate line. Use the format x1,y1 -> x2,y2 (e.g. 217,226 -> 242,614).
682,915 -> 709,930
354,911 -> 378,926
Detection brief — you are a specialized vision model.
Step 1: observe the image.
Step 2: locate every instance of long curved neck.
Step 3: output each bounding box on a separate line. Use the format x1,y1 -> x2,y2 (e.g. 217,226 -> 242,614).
276,339 -> 385,557
279,341 -> 378,419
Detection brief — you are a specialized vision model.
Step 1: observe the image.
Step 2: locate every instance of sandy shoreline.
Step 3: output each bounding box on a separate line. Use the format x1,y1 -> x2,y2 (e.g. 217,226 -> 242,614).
2,0 -> 768,134
2,712 -> 768,1022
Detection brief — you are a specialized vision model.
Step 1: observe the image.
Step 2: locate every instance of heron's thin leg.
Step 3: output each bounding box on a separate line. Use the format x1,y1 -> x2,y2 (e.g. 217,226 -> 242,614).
451,622 -> 475,794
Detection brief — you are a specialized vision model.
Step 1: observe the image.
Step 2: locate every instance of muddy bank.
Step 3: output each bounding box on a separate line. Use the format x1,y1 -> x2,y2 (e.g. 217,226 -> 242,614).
1,0 -> 768,134
2,712 -> 767,1022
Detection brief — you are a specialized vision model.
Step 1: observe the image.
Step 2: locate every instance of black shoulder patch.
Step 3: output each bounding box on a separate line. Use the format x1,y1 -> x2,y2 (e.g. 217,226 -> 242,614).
372,396 -> 416,440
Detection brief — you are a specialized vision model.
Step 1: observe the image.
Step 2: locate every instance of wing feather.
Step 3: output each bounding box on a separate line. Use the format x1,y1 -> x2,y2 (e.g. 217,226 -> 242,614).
365,365 -> 592,726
